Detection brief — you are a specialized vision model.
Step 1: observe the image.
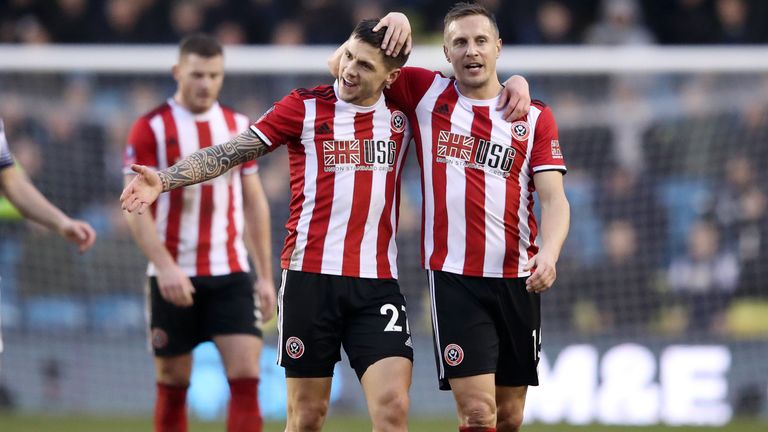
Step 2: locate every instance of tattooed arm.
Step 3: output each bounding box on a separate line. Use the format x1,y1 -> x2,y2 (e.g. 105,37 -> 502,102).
120,128 -> 269,214
160,127 -> 269,190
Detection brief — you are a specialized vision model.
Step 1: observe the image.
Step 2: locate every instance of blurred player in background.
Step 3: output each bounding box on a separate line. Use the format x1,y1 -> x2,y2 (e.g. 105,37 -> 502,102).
122,34 -> 274,432
123,20 -> 413,431
0,118 -> 96,371
331,3 -> 568,431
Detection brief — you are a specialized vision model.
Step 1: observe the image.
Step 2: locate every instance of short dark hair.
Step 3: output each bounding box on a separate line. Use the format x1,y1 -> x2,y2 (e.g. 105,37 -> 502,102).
444,2 -> 499,37
351,19 -> 409,70
179,33 -> 223,58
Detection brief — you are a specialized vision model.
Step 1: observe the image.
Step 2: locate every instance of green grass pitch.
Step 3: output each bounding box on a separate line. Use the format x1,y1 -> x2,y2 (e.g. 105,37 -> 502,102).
0,414 -> 765,432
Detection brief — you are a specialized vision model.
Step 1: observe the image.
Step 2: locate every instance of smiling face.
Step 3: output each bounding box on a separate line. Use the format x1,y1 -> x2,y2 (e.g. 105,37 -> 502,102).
443,14 -> 502,99
172,52 -> 224,114
337,36 -> 400,107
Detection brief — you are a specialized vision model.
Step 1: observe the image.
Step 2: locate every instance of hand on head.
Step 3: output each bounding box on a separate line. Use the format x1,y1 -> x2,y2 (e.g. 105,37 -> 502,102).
373,12 -> 412,57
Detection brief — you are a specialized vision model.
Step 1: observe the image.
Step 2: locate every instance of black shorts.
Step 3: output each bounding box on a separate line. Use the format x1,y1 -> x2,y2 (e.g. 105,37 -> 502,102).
277,270 -> 413,380
148,272 -> 261,357
428,270 -> 541,390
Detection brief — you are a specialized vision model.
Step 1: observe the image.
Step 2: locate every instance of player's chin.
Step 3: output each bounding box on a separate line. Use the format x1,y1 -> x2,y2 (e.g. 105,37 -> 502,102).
338,90 -> 356,103
195,98 -> 215,111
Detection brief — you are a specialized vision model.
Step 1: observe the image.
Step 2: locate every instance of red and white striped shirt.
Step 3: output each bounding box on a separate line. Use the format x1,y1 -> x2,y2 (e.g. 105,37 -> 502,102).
124,99 -> 257,277
251,82 -> 410,279
386,67 -> 566,278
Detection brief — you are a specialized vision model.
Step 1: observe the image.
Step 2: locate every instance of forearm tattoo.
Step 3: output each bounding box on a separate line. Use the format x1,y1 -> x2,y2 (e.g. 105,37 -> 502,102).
158,128 -> 269,191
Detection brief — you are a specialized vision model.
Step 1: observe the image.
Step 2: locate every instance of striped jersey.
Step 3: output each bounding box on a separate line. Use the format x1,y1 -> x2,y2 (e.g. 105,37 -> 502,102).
251,81 -> 411,279
124,99 -> 257,277
385,67 -> 566,278
0,119 -> 13,170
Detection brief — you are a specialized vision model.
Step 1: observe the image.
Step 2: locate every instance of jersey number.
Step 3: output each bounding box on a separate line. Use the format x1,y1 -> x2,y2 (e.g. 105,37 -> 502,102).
380,304 -> 409,333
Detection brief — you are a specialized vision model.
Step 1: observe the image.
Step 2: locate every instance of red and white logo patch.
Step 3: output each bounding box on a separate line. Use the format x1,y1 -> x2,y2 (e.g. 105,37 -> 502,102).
550,139 -> 562,159
390,110 -> 406,133
444,343 -> 464,366
511,121 -> 530,141
437,130 -> 475,161
285,336 -> 305,359
323,140 -> 360,165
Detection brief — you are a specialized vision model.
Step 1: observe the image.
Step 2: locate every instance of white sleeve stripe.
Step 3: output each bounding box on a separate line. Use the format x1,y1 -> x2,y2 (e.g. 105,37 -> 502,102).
533,165 -> 567,172
250,125 -> 274,147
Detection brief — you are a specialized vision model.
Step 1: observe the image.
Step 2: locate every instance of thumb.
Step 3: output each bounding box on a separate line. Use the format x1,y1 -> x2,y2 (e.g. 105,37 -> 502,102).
131,164 -> 146,175
523,255 -> 537,272
496,87 -> 509,110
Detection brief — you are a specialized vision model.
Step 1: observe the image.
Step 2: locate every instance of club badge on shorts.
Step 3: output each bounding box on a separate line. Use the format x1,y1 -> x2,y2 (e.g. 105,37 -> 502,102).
444,343 -> 464,366
285,336 -> 305,359
151,328 -> 168,349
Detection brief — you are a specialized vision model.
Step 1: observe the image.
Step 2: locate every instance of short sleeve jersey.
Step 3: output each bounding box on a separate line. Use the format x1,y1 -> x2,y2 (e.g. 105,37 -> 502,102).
0,120 -> 14,170
250,82 -> 411,279
123,99 -> 257,277
385,67 -> 566,278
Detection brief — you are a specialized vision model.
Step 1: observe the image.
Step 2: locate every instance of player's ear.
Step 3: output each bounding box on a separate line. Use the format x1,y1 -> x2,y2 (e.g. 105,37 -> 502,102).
384,68 -> 401,88
171,64 -> 180,80
496,38 -> 502,58
443,45 -> 450,62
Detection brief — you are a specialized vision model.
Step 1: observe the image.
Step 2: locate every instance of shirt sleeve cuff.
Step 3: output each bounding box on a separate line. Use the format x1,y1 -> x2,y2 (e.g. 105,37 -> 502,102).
250,125 -> 273,147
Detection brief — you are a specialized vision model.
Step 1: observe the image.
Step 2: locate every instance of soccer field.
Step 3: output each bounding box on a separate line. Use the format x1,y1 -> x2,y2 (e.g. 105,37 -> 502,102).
0,414 -> 765,432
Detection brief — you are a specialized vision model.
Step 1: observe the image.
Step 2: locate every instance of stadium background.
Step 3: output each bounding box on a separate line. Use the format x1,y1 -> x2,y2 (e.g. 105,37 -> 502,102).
1,0 -> 768,430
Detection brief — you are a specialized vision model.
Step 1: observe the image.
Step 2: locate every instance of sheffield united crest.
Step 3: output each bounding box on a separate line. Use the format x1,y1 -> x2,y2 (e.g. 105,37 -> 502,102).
285,336 -> 305,359
444,343 -> 464,366
391,110 -> 406,133
511,121 -> 530,141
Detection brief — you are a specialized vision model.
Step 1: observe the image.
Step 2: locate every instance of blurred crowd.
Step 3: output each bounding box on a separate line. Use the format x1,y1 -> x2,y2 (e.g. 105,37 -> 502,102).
2,0 -> 768,46
1,67 -> 767,340
1,0 -> 768,342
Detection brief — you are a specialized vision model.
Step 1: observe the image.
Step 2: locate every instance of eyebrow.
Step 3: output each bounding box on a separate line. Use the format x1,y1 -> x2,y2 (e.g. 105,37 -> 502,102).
358,59 -> 376,70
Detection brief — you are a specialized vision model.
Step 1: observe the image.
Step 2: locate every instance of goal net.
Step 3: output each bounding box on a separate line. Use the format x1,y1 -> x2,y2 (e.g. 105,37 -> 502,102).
0,45 -> 766,425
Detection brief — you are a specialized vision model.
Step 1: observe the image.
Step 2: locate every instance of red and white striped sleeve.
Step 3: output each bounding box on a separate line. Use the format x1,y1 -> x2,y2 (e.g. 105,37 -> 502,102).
249,90 -> 306,150
530,104 -> 566,174
124,116 -> 158,174
384,66 -> 442,112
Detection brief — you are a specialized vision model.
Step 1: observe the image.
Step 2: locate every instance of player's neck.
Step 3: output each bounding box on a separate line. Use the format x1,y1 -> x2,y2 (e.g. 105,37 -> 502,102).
456,79 -> 503,101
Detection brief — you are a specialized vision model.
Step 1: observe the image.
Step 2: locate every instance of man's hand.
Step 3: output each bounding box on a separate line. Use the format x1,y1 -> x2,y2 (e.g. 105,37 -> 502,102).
255,277 -> 277,323
156,263 -> 195,307
497,75 -> 531,121
121,164 -> 162,214
523,251 -> 557,293
58,219 -> 97,253
373,12 -> 412,56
